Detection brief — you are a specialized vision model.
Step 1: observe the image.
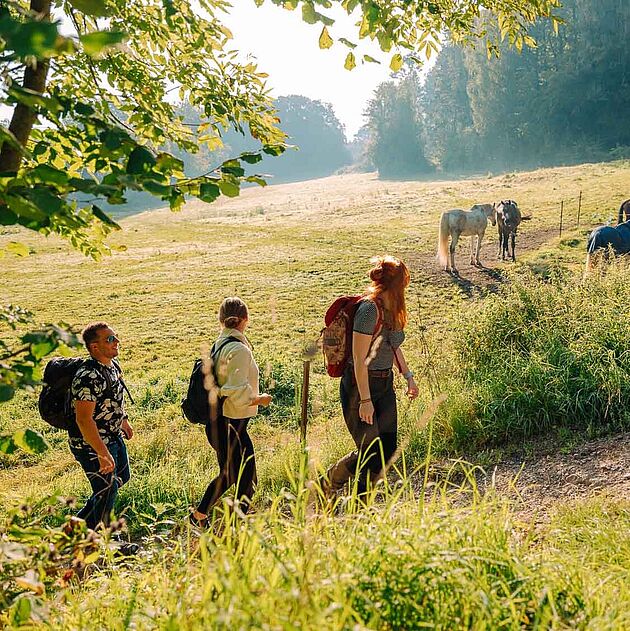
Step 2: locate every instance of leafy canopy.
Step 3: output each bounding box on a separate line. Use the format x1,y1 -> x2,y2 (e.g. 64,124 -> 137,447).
260,0 -> 563,68
0,0 -> 286,259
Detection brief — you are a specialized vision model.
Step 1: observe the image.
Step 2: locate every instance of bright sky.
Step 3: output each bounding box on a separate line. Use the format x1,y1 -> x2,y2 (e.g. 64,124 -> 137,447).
222,2 -> 394,139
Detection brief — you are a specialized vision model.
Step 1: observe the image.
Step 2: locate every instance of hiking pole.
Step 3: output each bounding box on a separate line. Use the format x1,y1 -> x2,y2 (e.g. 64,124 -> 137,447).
300,360 -> 310,445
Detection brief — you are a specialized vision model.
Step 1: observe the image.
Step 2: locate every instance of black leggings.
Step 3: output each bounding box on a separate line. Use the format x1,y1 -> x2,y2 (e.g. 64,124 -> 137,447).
197,417 -> 257,514
339,365 -> 398,492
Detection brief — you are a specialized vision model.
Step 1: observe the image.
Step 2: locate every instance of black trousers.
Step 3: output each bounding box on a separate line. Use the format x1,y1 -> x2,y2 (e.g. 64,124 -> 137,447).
338,365 -> 398,493
197,417 -> 257,514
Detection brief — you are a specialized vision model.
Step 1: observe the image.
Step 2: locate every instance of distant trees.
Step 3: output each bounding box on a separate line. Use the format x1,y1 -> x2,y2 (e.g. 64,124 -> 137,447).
257,96 -> 351,183
366,0 -> 630,175
365,69 -> 433,179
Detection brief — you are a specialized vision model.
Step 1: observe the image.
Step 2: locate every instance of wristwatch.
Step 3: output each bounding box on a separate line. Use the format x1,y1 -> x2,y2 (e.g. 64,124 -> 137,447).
402,370 -> 414,380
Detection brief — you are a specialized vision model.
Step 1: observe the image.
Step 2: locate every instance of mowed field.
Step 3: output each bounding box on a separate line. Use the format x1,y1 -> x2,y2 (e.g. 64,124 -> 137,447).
1,162 -> 630,629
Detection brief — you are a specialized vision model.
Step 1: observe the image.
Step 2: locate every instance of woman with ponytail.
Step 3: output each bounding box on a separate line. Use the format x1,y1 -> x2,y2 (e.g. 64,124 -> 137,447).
324,256 -> 419,497
190,297 -> 272,526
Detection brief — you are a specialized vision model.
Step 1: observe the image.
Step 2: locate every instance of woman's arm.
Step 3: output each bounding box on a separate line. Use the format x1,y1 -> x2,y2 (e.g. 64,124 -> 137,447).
353,331 -> 375,424
393,347 -> 419,400
220,346 -> 272,407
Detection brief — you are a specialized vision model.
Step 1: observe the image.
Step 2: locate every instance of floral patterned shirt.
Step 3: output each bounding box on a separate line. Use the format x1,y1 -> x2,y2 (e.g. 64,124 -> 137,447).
69,359 -> 125,447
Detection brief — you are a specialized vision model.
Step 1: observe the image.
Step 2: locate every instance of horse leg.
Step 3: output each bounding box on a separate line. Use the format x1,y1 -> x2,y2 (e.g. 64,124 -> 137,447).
470,236 -> 476,265
450,233 -> 460,274
511,232 -> 516,262
475,231 -> 484,267
497,230 -> 503,260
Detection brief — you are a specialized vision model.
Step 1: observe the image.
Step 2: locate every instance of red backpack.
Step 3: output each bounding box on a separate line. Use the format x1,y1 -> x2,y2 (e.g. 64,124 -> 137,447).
322,296 -> 382,377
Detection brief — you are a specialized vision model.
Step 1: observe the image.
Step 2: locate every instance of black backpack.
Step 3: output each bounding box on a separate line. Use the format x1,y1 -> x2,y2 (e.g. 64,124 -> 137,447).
38,357 -> 133,431
181,336 -> 241,425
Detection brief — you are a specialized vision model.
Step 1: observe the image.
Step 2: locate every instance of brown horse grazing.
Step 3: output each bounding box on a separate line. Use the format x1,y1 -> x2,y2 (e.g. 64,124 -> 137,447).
437,203 -> 496,273
496,200 -> 531,262
617,199 -> 630,224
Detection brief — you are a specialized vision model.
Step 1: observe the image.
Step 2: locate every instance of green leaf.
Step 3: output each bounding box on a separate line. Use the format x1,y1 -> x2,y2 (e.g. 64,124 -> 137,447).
238,152 -> 263,165
245,176 -> 267,187
126,146 -> 157,175
156,153 -> 185,174
363,55 -> 380,64
344,52 -> 356,71
302,4 -> 318,25
218,178 -> 240,198
30,339 -> 56,360
10,595 -> 32,625
13,429 -> 49,455
0,434 -> 18,455
339,37 -> 357,50
25,188 -> 64,217
69,0 -> 111,17
0,385 -> 16,402
6,242 -> 30,257
389,53 -> 403,72
199,182 -> 220,203
262,144 -> 285,157
29,164 -> 69,186
6,196 -> 48,222
80,31 -> 127,56
0,18 -> 59,58
319,26 -> 334,50
220,162 -> 245,177
92,205 -> 121,229
142,180 -> 172,197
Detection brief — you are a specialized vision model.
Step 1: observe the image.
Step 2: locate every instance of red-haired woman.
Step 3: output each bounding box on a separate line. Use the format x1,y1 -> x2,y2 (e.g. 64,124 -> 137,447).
325,256 -> 419,496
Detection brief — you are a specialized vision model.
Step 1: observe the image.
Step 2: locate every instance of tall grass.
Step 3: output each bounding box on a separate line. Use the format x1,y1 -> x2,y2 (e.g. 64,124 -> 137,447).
41,478 -> 630,630
441,263 -> 630,450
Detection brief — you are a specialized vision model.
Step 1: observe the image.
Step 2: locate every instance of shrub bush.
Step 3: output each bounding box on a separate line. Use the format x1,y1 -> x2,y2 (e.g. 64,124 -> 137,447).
442,265 -> 630,449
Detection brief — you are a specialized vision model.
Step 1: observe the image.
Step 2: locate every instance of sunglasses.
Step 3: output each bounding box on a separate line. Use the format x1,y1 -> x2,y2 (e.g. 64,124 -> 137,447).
105,335 -> 120,343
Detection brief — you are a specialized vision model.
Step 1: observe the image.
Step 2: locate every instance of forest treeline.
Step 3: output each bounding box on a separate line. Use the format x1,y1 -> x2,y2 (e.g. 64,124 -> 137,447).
366,0 -> 630,177
100,0 -> 629,214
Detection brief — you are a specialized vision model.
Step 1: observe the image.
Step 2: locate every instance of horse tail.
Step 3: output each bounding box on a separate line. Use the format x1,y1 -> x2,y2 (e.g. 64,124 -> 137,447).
437,212 -> 450,267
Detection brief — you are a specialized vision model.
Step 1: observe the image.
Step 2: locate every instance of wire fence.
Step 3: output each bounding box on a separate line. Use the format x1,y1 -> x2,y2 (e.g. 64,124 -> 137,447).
555,191 -> 624,237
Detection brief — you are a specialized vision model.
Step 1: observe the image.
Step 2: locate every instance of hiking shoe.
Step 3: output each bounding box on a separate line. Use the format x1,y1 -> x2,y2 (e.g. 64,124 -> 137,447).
188,512 -> 208,529
114,542 -> 140,557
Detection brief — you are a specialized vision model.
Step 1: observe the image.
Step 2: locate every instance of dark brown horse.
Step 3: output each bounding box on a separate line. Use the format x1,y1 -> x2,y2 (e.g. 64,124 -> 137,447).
617,199 -> 630,224
496,200 -> 531,262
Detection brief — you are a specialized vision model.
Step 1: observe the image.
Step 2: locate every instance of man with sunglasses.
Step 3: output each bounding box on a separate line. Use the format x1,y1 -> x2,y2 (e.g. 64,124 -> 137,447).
70,322 -> 134,533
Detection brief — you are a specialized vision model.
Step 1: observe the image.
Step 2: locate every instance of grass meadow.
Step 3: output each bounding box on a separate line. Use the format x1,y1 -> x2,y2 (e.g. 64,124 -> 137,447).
1,161 -> 630,628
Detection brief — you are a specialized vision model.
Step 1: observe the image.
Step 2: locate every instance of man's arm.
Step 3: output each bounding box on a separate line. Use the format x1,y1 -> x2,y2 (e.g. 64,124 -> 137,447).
74,400 -> 115,474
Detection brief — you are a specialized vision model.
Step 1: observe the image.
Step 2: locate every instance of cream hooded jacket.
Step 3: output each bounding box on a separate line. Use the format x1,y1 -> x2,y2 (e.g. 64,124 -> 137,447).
214,328 -> 259,419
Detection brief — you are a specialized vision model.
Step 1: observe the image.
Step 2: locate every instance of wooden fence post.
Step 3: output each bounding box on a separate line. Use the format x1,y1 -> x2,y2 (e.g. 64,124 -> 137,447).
577,191 -> 582,228
300,360 -> 310,445
559,200 -> 564,238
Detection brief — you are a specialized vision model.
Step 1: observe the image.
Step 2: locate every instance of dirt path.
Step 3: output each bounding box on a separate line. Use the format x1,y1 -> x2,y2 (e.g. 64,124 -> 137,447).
425,432 -> 630,522
482,432 -> 630,519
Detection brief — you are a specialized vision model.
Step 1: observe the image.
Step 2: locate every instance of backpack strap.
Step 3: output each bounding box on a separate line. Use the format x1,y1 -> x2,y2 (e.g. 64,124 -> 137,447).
209,336 -> 244,385
86,358 -> 135,406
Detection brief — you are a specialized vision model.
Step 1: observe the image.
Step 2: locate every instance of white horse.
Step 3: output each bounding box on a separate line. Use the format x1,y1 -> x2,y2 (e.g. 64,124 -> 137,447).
437,203 -> 497,273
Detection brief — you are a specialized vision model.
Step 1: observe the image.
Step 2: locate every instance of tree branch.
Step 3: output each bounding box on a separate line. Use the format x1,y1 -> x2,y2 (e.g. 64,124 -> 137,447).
0,0 -> 52,172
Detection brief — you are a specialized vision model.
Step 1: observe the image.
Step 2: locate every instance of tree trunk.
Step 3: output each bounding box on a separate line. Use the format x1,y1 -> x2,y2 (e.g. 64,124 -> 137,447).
0,0 -> 51,173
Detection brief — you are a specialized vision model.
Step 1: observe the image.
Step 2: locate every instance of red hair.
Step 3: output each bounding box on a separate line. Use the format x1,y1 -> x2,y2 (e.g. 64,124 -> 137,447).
365,256 -> 410,330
